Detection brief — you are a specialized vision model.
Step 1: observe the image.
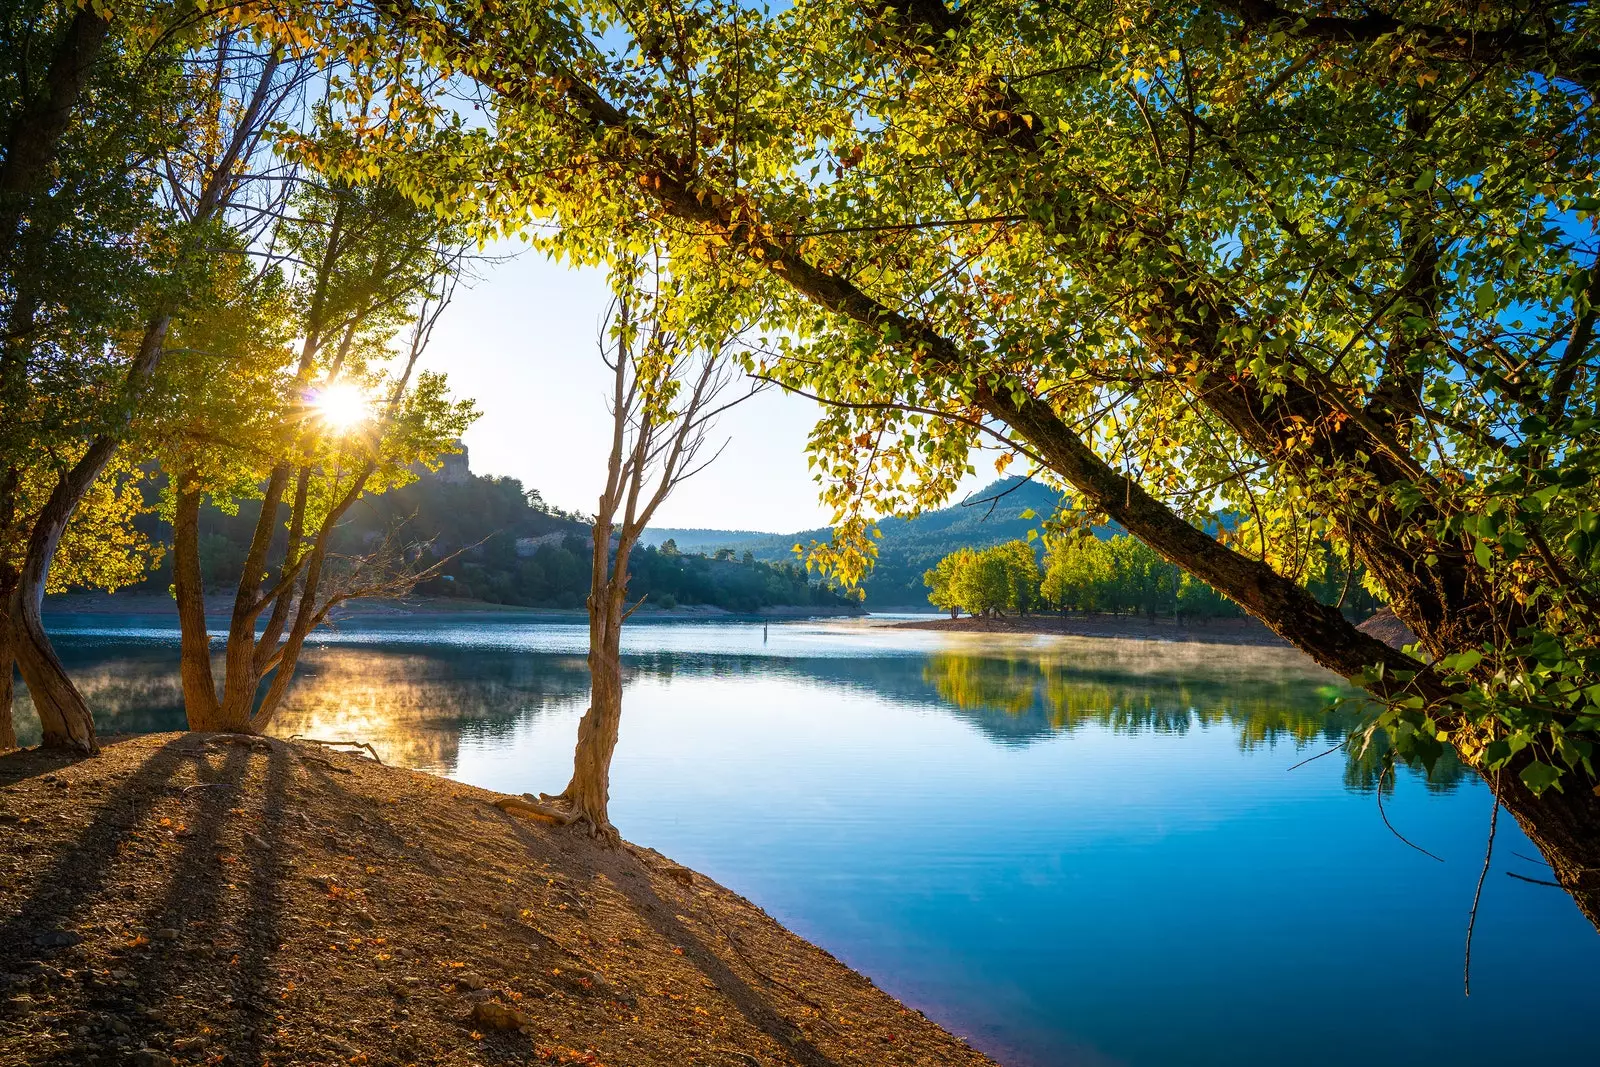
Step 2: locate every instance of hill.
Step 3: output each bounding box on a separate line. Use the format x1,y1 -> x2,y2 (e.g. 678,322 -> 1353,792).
114,461 -> 853,615
645,476 -> 1092,607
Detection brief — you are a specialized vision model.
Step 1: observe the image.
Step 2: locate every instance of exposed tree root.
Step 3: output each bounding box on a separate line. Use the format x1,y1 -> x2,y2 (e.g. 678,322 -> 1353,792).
493,794 -> 580,826
289,735 -> 384,764
493,791 -> 619,844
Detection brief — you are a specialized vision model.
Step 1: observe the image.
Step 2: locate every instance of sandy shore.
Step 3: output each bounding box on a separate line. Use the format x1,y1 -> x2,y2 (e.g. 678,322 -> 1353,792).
0,733 -> 993,1067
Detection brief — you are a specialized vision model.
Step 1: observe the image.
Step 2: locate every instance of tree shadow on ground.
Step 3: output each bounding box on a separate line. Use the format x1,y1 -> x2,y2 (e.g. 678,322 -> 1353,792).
0,734 -> 296,1067
499,815 -> 844,1067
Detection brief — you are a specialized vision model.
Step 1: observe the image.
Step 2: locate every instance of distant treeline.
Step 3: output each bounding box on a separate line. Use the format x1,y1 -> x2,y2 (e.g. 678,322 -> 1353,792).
925,535 -> 1377,621
128,472 -> 851,613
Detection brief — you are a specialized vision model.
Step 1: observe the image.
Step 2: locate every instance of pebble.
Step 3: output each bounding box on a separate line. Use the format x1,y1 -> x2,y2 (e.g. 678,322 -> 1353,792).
34,931 -> 82,948
153,929 -> 179,942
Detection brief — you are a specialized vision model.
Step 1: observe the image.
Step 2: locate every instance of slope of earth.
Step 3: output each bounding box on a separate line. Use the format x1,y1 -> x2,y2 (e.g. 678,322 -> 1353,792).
0,734 -> 994,1067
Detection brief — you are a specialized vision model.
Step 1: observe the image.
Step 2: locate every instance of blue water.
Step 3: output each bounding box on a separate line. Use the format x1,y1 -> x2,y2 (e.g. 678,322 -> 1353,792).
17,613 -> 1600,1065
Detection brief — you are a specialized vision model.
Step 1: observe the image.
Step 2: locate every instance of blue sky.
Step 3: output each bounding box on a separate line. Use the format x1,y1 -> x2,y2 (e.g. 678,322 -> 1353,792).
421,243 -> 840,532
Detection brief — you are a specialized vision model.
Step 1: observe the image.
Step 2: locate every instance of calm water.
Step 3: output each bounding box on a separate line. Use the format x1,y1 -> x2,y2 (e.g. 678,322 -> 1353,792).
15,613 -> 1600,1066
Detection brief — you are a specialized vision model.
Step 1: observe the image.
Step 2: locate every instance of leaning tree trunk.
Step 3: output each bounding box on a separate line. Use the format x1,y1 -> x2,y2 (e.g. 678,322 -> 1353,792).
1492,754 -> 1600,931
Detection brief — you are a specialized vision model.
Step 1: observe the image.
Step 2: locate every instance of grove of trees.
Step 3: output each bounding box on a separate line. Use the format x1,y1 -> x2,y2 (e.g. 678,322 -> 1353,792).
926,535 -> 1246,621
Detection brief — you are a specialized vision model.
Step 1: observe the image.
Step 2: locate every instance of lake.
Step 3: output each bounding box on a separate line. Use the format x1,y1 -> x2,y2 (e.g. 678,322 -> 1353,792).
13,613 -> 1600,1066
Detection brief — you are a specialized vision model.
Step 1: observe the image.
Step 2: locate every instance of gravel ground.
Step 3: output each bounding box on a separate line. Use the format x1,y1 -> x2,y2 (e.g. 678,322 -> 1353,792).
0,733 -> 994,1067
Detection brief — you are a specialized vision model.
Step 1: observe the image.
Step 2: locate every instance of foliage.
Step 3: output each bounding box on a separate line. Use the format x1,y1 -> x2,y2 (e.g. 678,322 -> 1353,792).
1040,534 -> 1241,620
921,539 -> 1039,616
926,534 -> 1241,620
298,0 -> 1600,811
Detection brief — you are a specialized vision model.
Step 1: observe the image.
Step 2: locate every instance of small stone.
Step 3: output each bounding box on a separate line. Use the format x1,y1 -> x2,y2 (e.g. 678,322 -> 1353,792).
130,1050 -> 176,1067
171,1036 -> 208,1052
245,833 -> 269,850
34,931 -> 82,949
662,865 -> 694,887
153,928 -> 179,942
455,972 -> 487,991
469,999 -> 529,1031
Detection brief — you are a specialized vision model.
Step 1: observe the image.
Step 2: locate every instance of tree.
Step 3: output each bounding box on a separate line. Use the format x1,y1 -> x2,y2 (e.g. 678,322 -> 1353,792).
0,457 -> 159,749
495,264 -> 752,840
993,540 -> 1042,616
165,172 -> 476,735
924,548 -> 971,617
368,0 -> 1600,926
1,9 -> 301,752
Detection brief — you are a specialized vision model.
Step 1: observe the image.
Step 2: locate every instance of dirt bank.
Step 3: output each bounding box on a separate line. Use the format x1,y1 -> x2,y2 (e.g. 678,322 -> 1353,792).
893,613 -> 1291,647
0,734 -> 992,1067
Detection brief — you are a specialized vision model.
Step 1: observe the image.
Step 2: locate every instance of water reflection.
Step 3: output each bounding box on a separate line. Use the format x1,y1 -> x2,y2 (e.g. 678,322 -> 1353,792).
267,649 -> 594,772
19,629 -> 1463,791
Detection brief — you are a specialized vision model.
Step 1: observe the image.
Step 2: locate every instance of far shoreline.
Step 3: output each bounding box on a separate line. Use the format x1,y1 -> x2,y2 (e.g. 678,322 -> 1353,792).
42,592 -> 867,623
889,612 -> 1293,648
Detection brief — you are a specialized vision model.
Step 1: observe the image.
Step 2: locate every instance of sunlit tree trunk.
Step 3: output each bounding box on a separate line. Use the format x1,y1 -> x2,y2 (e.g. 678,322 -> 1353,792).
173,483 -> 222,730
560,522 -> 628,838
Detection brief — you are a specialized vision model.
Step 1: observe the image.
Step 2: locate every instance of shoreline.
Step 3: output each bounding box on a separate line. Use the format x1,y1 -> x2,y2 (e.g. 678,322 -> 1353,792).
0,733 -> 995,1067
42,592 -> 866,622
890,612 -> 1292,647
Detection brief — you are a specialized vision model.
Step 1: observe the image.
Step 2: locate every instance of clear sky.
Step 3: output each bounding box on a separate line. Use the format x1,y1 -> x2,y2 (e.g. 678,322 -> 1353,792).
420,243 -> 840,532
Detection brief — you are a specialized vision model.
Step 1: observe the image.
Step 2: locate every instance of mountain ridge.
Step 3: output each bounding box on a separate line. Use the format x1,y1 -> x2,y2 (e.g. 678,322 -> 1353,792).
644,476 -> 1080,606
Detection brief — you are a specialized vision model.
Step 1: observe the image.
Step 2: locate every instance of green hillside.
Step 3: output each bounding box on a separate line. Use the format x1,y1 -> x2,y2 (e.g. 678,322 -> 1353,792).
646,477 -> 1092,607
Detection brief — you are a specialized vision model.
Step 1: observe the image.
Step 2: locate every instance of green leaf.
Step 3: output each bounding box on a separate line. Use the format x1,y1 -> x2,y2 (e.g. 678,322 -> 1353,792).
1519,761 -> 1564,796
1440,650 -> 1483,673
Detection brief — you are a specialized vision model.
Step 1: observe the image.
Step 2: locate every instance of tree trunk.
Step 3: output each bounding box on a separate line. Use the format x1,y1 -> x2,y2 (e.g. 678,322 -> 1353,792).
0,595 -> 16,752
563,613 -> 623,837
0,7 -> 111,271
555,518 -> 627,841
1493,759 -> 1600,931
173,484 -> 223,730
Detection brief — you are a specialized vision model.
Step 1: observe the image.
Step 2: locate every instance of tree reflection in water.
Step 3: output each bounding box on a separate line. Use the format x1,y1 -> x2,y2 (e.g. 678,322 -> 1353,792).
917,647 -> 1466,792
17,632 -> 1463,790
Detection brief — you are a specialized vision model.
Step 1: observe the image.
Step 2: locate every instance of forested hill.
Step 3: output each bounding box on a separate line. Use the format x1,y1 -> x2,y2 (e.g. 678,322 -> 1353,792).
645,477 -> 1099,607
121,468 -> 854,614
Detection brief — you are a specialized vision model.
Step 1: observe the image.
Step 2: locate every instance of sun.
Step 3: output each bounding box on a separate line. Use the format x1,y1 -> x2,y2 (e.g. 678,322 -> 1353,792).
310,381 -> 373,433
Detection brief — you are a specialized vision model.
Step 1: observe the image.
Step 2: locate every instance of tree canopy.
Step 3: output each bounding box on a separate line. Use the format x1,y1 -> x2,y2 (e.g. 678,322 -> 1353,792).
248,0 -> 1600,922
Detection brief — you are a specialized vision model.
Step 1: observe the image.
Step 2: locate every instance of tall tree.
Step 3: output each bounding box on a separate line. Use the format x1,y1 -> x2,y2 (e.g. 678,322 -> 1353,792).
497,265 -> 750,840
1,12 -> 302,751
164,175 -> 476,734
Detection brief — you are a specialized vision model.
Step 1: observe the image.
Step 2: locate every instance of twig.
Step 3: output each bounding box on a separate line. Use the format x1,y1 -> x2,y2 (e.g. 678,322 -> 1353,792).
1377,763 -> 1445,863
1285,741 -> 1345,772
1504,870 -> 1562,888
1464,771 -> 1501,996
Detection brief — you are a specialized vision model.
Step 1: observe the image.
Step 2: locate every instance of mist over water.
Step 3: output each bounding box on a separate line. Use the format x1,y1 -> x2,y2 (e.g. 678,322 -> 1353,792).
20,614 -> 1600,1066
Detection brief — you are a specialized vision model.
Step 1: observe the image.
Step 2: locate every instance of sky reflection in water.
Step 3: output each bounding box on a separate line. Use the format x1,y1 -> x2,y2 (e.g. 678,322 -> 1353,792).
20,614 -> 1600,1066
